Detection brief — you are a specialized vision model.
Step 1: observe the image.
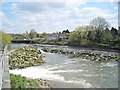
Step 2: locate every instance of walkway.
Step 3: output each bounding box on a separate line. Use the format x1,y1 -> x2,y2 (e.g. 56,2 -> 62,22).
0,45 -> 10,90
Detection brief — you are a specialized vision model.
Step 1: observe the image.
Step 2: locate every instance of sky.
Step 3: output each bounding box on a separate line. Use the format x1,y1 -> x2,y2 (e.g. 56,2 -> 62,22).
0,0 -> 119,34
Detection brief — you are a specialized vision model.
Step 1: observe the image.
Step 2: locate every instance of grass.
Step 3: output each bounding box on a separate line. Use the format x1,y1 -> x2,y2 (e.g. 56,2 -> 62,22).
10,74 -> 48,89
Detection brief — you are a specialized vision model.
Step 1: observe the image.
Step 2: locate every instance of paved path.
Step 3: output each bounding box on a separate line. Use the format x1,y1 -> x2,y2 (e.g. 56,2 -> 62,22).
0,46 -> 10,90
2,54 -> 10,88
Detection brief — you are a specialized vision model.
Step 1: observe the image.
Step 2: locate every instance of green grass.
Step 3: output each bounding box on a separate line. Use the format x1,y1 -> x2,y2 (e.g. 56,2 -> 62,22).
10,74 -> 42,88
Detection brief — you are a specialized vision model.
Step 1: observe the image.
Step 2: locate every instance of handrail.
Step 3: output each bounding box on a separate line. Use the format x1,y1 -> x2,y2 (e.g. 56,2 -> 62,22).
0,45 -> 8,90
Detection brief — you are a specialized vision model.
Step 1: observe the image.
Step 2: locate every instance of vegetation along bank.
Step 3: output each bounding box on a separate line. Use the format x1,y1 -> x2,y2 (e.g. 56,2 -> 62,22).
10,74 -> 51,89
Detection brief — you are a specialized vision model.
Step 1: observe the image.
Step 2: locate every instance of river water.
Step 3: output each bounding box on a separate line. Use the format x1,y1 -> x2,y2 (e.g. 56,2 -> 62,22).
10,44 -> 119,88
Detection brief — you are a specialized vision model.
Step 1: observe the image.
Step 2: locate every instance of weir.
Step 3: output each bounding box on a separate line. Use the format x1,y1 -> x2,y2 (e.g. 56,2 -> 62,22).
0,45 -> 10,90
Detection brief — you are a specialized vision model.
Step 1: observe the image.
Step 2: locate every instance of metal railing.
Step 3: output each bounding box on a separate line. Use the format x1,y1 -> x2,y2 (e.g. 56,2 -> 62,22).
0,45 -> 10,90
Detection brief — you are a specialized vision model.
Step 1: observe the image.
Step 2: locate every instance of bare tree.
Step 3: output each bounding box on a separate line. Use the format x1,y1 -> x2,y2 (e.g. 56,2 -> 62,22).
90,17 -> 110,30
29,29 -> 37,39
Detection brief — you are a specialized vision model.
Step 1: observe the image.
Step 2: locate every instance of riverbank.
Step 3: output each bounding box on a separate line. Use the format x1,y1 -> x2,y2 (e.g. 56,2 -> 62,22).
10,74 -> 51,89
12,41 -> 120,52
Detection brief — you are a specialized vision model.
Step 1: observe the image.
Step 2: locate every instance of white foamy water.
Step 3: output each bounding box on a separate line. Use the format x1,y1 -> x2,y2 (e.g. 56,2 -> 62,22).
10,65 -> 84,80
10,66 -> 92,88
10,66 -> 64,81
52,69 -> 84,73
10,67 -> 92,88
10,44 -> 118,88
39,49 -> 46,53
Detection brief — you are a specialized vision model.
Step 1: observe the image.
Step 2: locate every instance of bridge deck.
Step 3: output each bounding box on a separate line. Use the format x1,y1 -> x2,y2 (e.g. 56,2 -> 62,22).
12,39 -> 33,43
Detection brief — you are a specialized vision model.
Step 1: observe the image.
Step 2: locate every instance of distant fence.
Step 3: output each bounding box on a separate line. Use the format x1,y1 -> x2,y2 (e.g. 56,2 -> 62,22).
0,45 -> 10,89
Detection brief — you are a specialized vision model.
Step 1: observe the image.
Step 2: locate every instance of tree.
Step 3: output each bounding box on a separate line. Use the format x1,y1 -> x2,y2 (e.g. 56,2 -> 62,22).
0,30 -> 12,45
101,28 -> 112,43
22,31 -> 29,39
87,30 -> 96,43
70,31 -> 78,42
90,17 -> 110,30
111,27 -> 118,39
29,29 -> 37,39
94,30 -> 102,43
62,29 -> 70,34
70,25 -> 94,45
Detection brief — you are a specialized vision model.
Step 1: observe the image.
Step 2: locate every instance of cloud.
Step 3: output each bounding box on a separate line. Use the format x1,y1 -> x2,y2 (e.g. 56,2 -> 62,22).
12,2 -> 66,14
0,11 -> 16,33
1,1 -> 118,33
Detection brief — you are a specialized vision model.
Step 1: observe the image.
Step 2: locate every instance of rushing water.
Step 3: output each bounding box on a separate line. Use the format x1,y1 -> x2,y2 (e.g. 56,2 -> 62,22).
10,44 -> 119,88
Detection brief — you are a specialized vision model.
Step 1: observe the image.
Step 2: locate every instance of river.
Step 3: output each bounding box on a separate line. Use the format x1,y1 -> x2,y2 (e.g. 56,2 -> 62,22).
10,44 -> 119,88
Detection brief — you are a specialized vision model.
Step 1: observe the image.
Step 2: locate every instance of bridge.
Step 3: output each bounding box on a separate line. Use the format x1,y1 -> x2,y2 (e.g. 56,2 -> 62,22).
12,39 -> 33,43
0,45 -> 10,90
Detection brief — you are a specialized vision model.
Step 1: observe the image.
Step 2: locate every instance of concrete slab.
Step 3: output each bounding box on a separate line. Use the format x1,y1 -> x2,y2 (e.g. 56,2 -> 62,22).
3,72 -> 10,82
2,81 -> 10,88
0,46 -> 10,89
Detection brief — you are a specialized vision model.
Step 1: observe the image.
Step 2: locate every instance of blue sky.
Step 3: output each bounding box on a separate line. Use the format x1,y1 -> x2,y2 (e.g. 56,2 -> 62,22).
0,0 -> 119,34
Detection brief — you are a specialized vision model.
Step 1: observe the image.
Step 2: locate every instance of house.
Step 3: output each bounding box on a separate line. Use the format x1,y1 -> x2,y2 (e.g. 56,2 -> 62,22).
44,33 -> 70,42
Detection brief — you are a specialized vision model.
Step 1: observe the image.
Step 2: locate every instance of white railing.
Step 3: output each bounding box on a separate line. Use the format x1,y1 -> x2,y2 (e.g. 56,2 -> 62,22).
0,45 -> 8,90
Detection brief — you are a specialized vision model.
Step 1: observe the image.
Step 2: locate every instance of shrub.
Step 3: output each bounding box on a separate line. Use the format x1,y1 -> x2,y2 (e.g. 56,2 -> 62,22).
0,30 -> 12,45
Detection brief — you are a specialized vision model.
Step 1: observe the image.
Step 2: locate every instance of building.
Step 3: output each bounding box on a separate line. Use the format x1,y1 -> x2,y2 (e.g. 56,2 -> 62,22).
44,33 -> 70,42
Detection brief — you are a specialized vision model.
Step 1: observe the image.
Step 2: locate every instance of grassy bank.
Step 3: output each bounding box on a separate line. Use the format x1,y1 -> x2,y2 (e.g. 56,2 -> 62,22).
10,74 -> 50,89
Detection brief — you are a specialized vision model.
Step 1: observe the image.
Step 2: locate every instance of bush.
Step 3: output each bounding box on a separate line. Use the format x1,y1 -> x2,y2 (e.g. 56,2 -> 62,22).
0,30 -> 12,45
80,39 -> 90,45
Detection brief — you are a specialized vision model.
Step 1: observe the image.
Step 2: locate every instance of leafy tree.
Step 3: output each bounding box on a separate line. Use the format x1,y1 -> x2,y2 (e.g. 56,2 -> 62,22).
69,17 -> 119,49
0,30 -> 12,45
80,39 -> 90,45
70,31 -> 78,42
70,25 -> 94,45
87,30 -> 96,43
90,17 -> 110,30
101,28 -> 112,43
41,32 -> 48,37
29,29 -> 37,39
22,32 -> 29,39
94,30 -> 103,43
10,34 -> 24,40
111,27 -> 118,39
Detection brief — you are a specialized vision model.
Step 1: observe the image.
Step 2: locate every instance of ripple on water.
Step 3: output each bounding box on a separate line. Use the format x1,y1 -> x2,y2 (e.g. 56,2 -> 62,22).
101,62 -> 118,67
62,78 -> 93,88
